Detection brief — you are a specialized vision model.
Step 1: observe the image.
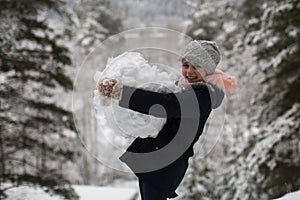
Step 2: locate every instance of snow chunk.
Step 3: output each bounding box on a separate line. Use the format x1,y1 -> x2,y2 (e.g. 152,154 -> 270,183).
94,52 -> 180,138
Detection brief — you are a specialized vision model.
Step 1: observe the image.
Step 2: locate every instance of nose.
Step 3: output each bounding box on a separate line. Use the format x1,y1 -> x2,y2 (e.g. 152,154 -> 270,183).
187,66 -> 193,74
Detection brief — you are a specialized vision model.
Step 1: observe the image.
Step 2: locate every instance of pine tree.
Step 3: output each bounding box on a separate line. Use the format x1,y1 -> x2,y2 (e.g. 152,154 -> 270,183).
219,0 -> 300,199
184,0 -> 223,41
244,0 -> 299,197
73,0 -> 123,53
183,0 -> 300,199
0,0 -> 79,199
184,0 -> 248,51
252,0 -> 300,123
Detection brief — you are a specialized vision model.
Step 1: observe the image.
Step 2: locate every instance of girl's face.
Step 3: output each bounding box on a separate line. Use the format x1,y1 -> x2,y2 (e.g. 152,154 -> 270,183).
182,62 -> 206,83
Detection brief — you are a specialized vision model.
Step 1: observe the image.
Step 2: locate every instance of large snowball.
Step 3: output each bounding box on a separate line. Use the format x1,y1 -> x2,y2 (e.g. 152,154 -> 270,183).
93,52 -> 180,138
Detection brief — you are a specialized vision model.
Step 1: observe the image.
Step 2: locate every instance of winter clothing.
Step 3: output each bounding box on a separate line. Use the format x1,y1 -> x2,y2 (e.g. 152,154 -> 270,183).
118,81 -> 224,199
98,78 -> 123,100
204,69 -> 237,95
176,78 -> 225,107
182,40 -> 221,75
177,69 -> 237,95
139,180 -> 168,200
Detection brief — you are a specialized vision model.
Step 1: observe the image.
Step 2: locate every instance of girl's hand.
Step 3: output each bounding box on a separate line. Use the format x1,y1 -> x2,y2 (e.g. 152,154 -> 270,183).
98,78 -> 123,100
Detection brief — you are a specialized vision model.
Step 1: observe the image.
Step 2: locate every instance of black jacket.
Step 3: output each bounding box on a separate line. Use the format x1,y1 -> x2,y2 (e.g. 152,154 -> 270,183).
119,82 -> 224,198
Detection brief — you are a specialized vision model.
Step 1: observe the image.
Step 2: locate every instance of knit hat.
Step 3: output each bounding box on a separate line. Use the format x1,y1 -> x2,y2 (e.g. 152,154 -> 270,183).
182,40 -> 221,75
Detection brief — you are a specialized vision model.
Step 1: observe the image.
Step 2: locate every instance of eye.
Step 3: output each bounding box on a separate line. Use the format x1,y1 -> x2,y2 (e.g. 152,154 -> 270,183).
182,64 -> 189,68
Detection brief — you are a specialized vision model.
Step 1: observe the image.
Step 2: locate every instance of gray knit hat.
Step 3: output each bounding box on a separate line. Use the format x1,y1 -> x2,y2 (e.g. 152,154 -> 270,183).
182,40 -> 221,75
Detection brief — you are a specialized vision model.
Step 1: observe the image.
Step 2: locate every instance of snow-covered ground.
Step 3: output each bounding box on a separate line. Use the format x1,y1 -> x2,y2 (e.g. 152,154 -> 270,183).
5,184 -> 138,200
4,181 -> 299,200
73,185 -> 137,200
274,190 -> 300,200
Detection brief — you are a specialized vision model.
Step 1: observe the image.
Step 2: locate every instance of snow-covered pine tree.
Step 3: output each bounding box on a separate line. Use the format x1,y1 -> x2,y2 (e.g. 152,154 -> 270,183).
181,0 -> 299,199
73,0 -> 123,54
184,0 -> 223,41
219,0 -> 300,199
0,0 -> 79,199
251,0 -> 300,125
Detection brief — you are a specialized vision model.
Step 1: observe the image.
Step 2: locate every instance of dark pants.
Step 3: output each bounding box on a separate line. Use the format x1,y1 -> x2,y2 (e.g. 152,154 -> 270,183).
138,180 -> 168,200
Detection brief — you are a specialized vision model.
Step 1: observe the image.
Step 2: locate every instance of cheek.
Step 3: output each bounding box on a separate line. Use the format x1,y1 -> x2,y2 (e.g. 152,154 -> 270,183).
197,69 -> 206,77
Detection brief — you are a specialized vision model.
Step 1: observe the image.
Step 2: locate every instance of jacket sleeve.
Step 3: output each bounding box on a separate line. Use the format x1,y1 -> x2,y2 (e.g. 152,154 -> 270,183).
118,85 -> 212,118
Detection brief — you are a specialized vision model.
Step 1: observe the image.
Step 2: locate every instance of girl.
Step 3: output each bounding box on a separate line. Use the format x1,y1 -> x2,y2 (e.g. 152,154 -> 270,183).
98,40 -> 236,200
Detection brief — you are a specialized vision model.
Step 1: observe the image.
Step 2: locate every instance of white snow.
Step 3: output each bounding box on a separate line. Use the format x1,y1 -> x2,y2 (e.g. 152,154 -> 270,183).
193,28 -> 205,36
223,21 -> 237,33
274,190 -> 300,200
73,185 -> 137,200
5,184 -> 137,200
93,51 -> 180,138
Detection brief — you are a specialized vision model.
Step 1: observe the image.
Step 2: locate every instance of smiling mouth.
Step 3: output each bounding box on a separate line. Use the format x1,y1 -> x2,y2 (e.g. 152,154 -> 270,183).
186,76 -> 197,80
